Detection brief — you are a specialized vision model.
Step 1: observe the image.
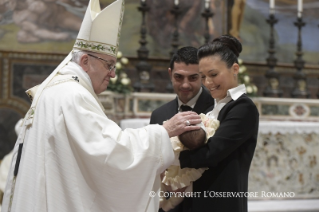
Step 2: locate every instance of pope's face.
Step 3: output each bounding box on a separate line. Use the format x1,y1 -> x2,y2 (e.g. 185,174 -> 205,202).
86,53 -> 116,94
168,62 -> 202,104
199,56 -> 238,101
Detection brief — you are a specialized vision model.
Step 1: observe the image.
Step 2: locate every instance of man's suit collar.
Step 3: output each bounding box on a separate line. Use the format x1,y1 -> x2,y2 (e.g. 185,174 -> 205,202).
174,86 -> 214,114
165,98 -> 179,118
177,88 -> 203,110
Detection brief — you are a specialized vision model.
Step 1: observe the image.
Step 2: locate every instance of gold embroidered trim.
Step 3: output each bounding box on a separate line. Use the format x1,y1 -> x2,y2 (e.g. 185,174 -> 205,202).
73,39 -> 117,56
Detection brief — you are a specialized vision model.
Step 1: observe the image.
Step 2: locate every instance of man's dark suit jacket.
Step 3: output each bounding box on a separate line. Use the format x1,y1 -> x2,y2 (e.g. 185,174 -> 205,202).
150,88 -> 214,125
150,87 -> 214,212
179,94 -> 259,212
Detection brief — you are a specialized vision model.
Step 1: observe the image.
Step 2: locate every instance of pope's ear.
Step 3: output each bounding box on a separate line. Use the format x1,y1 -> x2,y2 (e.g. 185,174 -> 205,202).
80,54 -> 89,72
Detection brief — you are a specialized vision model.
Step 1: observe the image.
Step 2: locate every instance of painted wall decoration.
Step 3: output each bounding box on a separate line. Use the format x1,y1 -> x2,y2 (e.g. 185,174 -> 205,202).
0,52 -> 65,159
1,0 -> 319,64
240,0 -> 319,65
0,0 -> 86,53
12,63 -> 56,102
0,0 -> 227,58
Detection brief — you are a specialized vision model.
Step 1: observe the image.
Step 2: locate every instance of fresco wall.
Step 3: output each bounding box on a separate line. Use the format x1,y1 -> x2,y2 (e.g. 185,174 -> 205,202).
240,0 -> 319,65
0,0 -> 227,58
1,0 -> 318,64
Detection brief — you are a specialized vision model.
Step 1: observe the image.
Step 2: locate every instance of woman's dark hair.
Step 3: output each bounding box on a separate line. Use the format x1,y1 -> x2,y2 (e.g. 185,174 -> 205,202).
197,35 -> 242,68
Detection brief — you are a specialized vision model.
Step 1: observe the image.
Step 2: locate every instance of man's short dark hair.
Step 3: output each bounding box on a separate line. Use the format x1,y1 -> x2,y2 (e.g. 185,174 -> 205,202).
169,46 -> 198,70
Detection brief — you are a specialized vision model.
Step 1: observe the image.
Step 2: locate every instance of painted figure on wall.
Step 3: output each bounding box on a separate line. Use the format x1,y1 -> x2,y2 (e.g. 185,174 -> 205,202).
2,0 -> 318,64
0,0 -> 84,43
0,0 -> 227,57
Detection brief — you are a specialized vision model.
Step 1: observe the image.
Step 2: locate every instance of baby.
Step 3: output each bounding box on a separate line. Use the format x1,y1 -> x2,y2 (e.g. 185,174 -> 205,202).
160,114 -> 219,211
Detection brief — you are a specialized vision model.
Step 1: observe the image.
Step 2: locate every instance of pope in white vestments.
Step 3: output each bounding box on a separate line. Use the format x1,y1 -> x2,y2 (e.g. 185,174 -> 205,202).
1,0 -> 201,211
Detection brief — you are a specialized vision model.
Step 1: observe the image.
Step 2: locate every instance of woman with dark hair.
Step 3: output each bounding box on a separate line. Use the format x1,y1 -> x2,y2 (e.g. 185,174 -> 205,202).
178,35 -> 259,212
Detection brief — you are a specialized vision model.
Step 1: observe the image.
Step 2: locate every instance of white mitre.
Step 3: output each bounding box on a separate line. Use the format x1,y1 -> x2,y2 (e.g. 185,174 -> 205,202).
73,0 -> 124,57
24,0 -> 124,125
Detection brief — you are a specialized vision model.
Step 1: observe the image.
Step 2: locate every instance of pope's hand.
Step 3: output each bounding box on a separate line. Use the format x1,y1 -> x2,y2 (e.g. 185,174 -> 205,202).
163,112 -> 201,138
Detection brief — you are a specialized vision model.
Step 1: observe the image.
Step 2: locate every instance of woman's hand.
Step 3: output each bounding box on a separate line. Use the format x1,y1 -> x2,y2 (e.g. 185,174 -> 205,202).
163,112 -> 201,138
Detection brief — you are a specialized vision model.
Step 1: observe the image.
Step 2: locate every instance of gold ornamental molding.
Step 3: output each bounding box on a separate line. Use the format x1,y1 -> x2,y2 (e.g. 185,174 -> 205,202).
7,52 -> 65,61
0,50 -> 66,115
2,58 -> 9,99
0,98 -> 29,116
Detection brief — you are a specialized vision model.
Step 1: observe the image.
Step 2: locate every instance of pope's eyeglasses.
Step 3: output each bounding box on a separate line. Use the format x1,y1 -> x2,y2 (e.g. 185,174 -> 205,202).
87,54 -> 116,72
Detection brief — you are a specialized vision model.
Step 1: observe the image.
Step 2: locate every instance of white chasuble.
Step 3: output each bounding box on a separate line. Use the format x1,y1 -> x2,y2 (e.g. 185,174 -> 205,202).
2,62 -> 174,212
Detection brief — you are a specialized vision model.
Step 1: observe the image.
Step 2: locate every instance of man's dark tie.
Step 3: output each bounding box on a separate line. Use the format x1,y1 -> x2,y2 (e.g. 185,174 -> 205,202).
180,105 -> 192,111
